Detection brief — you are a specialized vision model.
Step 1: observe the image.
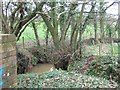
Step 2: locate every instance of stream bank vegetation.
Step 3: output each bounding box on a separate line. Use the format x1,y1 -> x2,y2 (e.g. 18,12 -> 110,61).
17,70 -> 118,88
1,0 -> 120,88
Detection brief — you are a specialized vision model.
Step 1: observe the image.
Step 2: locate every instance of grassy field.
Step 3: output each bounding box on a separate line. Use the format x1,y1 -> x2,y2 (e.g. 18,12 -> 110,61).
18,23 -> 95,43
18,22 -> 118,55
18,22 -> 47,43
18,21 -> 117,43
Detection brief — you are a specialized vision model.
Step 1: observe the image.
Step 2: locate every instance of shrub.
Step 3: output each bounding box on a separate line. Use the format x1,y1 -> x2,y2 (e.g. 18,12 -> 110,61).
68,55 -> 120,86
87,56 -> 120,85
31,56 -> 38,66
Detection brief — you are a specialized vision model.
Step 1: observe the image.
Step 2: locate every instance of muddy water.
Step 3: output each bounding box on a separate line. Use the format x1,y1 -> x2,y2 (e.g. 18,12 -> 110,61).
28,64 -> 56,73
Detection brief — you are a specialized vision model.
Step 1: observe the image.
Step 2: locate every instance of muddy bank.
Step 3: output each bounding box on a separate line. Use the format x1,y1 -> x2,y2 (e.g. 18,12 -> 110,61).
17,43 -> 73,74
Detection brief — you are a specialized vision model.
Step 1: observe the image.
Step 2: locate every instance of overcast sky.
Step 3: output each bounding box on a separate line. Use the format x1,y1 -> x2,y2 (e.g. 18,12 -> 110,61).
3,0 -> 119,16
105,0 -> 118,15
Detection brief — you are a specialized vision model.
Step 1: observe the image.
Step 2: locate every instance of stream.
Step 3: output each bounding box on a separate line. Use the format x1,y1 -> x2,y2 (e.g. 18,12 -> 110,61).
28,64 -> 56,74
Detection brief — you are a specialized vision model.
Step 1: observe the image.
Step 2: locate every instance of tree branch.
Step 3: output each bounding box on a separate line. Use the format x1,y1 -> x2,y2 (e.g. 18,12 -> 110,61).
82,2 -> 96,33
104,2 -> 118,12
17,15 -> 39,41
14,2 -> 45,37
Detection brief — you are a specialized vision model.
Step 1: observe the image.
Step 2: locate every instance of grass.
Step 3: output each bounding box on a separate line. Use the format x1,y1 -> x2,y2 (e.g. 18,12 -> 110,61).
18,22 -> 47,43
17,22 -> 119,56
18,22 -> 118,44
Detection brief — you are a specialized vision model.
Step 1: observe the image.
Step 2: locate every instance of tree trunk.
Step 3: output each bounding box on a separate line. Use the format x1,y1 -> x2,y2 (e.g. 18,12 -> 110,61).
118,2 -> 120,55
60,4 -> 76,48
73,28 -> 79,51
40,13 -> 60,50
70,18 -> 77,51
59,3 -> 65,34
100,2 -> 105,42
45,28 -> 49,50
32,22 -> 40,46
51,2 -> 60,49
93,11 -> 98,44
77,2 -> 86,55
60,18 -> 71,47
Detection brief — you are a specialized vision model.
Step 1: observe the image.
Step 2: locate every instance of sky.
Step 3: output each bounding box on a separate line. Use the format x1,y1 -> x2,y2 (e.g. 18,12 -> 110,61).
105,0 -> 118,15
2,0 -> 119,16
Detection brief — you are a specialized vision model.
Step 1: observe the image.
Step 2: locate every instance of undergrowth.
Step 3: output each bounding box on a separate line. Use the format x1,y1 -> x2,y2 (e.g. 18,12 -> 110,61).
17,70 -> 118,88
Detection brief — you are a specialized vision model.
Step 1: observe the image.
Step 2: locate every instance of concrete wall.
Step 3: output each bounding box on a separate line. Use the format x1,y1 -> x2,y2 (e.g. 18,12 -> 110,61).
0,34 -> 17,88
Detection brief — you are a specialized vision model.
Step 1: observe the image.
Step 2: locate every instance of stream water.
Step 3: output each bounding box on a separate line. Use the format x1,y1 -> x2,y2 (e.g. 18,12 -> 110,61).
28,64 -> 56,74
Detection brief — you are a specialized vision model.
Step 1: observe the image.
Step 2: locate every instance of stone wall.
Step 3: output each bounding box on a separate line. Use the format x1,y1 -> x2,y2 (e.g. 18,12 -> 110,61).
0,34 -> 17,88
